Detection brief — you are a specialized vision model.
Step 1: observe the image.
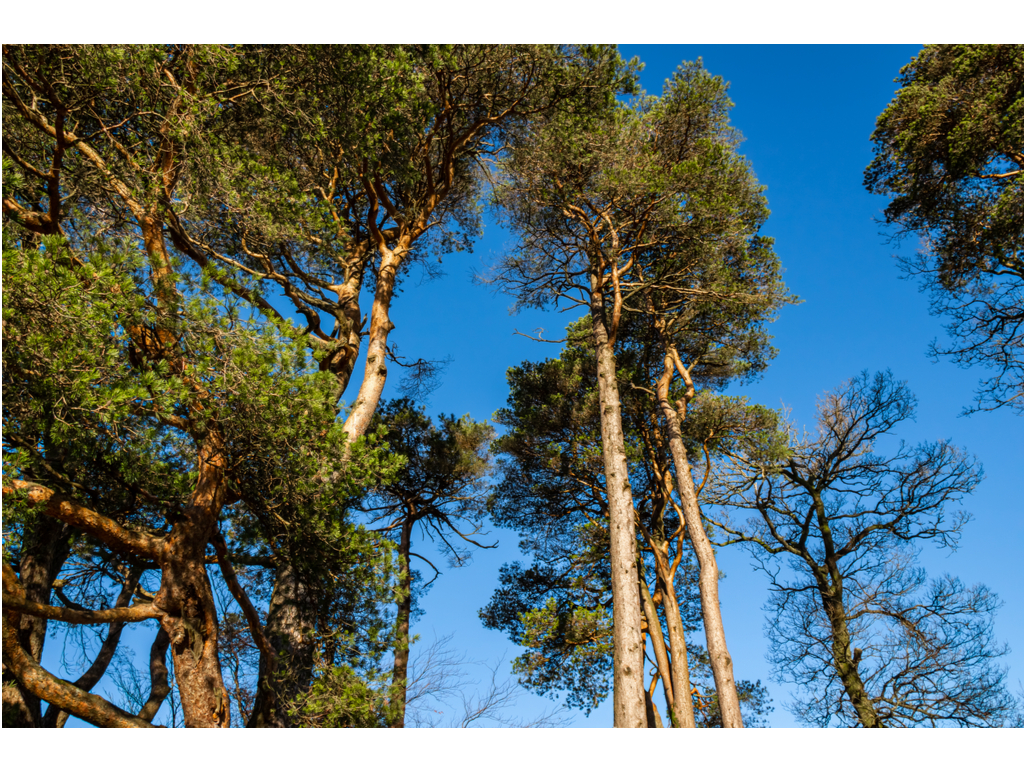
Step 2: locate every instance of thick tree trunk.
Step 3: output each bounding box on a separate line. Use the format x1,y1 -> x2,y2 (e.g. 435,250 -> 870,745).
248,563 -> 316,728
656,356 -> 743,728
589,287 -> 646,728
390,517 -> 414,727
153,443 -> 231,728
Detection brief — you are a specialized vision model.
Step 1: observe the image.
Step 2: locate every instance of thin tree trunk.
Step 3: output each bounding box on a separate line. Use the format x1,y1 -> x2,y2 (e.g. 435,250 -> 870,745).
390,517 -> 414,727
639,574 -> 682,726
660,570 -> 697,728
138,627 -> 172,723
343,245 -> 404,441
641,556 -> 697,728
656,353 -> 743,728
589,284 -> 646,728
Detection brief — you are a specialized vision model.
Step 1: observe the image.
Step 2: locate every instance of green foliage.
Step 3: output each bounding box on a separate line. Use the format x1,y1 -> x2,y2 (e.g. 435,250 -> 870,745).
363,399 -> 495,568
511,597 -> 614,715
290,665 -> 396,728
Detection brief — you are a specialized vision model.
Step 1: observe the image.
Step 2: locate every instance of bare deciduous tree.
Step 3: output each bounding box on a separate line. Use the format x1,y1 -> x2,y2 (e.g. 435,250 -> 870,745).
711,370 -> 1016,726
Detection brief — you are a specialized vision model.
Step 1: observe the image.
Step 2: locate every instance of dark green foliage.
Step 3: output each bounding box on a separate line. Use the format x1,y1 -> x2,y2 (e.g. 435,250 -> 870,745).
865,45 -> 1024,413
367,401 -> 494,546
290,665 -> 395,727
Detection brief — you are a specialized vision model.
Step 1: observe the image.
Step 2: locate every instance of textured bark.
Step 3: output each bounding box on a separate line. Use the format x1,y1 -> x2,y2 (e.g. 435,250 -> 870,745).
589,285 -> 646,728
342,244 -> 404,443
248,563 -> 316,728
3,482 -> 163,560
657,356 -> 743,728
153,441 -> 232,729
5,591 -> 162,626
660,571 -> 697,728
390,517 -> 414,727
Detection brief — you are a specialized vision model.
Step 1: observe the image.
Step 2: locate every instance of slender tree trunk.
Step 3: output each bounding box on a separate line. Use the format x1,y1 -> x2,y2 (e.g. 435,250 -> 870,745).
248,563 -> 316,728
343,245 -> 404,441
821,587 -> 883,727
390,517 -> 414,727
639,573 -> 689,727
137,627 -> 172,723
659,571 -> 697,728
656,355 -> 743,728
589,284 -> 646,728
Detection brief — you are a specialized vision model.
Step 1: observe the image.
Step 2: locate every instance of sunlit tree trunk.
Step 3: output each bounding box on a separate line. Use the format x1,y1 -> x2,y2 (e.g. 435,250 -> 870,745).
589,279 -> 646,728
248,563 -> 316,728
656,351 -> 743,728
155,441 -> 232,728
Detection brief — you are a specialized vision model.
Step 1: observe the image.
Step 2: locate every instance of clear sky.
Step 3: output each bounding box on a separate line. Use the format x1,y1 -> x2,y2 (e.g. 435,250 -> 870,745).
362,44 -> 1023,727
49,44 -> 1021,729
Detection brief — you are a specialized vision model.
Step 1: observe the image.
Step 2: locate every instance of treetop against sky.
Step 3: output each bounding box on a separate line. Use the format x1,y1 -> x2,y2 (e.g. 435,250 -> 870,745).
4,44 -> 1020,729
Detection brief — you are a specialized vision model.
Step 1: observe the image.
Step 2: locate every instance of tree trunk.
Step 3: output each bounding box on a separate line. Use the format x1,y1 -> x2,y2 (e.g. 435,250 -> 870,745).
656,356 -> 743,728
821,591 -> 884,727
248,563 -> 316,728
153,443 -> 231,728
390,517 -> 414,727
639,573 -> 691,727
343,245 -> 404,441
658,572 -> 698,728
589,285 -> 646,728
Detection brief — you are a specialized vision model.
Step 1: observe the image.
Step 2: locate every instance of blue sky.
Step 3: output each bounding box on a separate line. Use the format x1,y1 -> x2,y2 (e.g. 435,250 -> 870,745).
51,44 -> 1021,728
366,44 -> 1022,727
